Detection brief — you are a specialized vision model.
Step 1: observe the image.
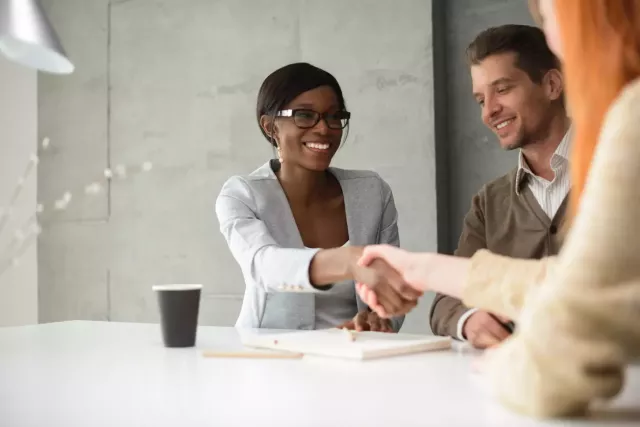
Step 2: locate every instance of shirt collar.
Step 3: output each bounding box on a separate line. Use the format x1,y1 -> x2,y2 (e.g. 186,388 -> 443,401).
515,126 -> 572,195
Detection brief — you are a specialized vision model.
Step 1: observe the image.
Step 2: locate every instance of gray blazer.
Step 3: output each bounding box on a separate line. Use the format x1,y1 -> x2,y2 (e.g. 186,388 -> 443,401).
215,160 -> 404,331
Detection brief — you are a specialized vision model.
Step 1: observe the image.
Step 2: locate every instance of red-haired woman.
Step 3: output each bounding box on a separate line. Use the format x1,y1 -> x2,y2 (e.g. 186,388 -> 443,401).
357,0 -> 640,418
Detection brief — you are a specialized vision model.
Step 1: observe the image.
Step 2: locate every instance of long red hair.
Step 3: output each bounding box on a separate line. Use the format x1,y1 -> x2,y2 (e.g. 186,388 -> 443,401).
552,0 -> 640,215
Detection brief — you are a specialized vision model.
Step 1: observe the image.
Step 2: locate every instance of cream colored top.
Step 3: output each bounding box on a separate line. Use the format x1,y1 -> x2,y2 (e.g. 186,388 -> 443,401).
462,78 -> 640,418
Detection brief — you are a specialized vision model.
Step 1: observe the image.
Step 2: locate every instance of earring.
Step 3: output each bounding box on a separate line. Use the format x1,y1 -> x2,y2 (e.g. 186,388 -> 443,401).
277,146 -> 284,163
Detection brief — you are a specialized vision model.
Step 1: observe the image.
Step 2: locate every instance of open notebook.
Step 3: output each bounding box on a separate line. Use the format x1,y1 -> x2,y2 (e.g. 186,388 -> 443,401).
240,328 -> 452,360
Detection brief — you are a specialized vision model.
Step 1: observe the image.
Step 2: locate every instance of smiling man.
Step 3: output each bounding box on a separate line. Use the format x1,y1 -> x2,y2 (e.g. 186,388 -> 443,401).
430,24 -> 571,348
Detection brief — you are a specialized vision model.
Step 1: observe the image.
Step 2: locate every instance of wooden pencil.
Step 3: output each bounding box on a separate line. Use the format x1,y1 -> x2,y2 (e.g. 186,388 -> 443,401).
342,327 -> 356,341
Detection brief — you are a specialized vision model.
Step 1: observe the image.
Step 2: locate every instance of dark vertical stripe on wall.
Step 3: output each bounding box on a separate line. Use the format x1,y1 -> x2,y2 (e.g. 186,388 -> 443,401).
432,0 -> 453,254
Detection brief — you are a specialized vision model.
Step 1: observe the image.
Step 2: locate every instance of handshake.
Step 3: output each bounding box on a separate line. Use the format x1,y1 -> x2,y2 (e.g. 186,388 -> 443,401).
349,245 -> 429,319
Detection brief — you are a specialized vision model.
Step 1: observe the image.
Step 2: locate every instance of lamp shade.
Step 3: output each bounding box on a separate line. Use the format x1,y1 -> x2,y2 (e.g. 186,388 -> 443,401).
0,0 -> 74,74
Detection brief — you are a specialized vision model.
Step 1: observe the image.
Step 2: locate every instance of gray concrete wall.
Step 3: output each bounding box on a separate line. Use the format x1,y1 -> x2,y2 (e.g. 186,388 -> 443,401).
38,0 -> 437,333
38,1 -> 110,323
435,0 -> 534,253
0,57 -> 38,326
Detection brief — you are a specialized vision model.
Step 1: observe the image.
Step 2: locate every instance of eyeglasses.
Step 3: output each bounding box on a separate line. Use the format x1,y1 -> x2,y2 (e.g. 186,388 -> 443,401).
275,109 -> 351,130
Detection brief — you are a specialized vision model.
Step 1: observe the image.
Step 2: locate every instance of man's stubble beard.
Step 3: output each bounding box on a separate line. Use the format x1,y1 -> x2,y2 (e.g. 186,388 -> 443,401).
502,128 -> 529,151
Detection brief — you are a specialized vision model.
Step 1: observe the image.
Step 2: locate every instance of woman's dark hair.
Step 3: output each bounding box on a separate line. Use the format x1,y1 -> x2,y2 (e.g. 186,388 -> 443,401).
256,62 -> 347,146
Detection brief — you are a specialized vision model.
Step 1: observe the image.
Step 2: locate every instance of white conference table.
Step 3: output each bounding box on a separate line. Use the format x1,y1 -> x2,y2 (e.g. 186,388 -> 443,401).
1,321 -> 639,427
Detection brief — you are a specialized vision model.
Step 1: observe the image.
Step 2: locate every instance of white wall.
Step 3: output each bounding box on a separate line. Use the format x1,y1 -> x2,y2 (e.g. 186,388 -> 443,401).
0,57 -> 38,326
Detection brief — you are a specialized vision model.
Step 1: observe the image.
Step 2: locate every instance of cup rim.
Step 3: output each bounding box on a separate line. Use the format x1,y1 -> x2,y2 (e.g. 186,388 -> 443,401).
152,284 -> 203,291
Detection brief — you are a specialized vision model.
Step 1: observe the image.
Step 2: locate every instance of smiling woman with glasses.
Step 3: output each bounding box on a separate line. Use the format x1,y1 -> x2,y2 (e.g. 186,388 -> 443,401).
215,62 -> 416,333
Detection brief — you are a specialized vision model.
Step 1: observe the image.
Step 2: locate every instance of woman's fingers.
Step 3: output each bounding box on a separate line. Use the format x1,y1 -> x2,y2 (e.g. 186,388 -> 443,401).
367,311 -> 382,331
353,311 -> 368,331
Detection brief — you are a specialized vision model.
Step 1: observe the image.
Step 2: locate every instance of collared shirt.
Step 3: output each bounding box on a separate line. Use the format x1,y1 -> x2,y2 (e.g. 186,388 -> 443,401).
456,128 -> 572,341
515,128 -> 572,219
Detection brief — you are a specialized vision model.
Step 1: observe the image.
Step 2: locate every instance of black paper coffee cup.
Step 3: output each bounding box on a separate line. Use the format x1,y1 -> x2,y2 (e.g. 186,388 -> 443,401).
153,284 -> 202,347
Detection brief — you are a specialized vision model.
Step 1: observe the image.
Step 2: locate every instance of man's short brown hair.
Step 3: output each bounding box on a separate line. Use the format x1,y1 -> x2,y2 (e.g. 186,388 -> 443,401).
466,24 -> 560,83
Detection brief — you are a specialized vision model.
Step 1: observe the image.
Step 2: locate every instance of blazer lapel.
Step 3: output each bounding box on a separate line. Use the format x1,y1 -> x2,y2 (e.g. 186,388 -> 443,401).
332,170 -> 369,312
265,161 -> 306,248
262,161 -> 315,328
334,172 -> 367,247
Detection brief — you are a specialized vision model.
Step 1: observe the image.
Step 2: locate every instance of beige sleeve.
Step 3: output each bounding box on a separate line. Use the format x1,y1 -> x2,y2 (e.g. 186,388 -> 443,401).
464,79 -> 640,418
462,250 -> 556,321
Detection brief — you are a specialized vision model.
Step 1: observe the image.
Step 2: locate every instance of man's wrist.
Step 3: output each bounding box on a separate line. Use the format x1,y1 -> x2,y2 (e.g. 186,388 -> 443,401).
456,308 -> 478,341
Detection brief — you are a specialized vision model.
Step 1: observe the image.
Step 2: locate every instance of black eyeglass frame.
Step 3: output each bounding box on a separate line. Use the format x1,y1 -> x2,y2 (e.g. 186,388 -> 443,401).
275,108 -> 351,130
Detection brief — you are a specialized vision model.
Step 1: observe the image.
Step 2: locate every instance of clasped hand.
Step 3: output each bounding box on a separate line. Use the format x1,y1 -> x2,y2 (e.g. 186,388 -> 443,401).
351,245 -> 426,318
